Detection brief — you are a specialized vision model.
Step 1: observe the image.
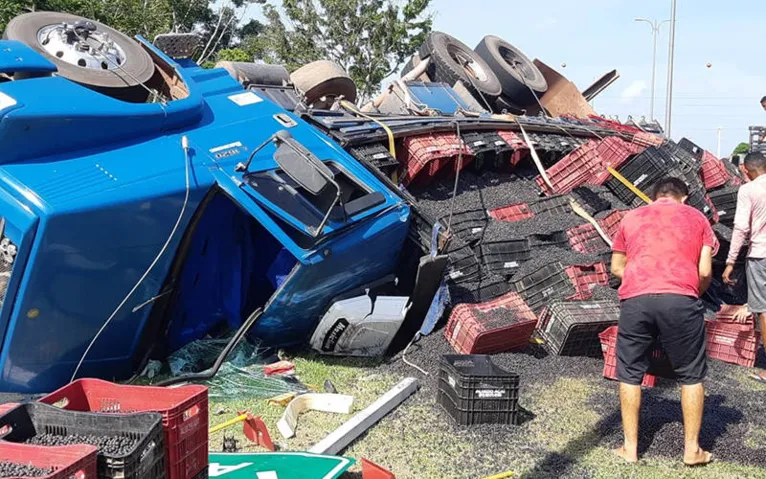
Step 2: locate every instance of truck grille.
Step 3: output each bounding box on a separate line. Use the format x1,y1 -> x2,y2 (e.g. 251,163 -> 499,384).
0,237 -> 18,307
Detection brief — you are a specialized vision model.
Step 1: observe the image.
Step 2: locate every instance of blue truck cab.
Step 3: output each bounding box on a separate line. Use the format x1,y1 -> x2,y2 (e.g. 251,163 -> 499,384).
0,36 -> 410,392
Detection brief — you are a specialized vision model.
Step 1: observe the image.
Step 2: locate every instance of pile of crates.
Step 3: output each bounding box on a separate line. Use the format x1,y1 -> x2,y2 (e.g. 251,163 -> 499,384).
704,305 -> 759,368
0,380 -> 208,479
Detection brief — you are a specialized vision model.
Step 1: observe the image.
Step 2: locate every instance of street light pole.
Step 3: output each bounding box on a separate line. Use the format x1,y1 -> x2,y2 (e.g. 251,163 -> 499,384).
635,18 -> 670,121
665,0 -> 678,137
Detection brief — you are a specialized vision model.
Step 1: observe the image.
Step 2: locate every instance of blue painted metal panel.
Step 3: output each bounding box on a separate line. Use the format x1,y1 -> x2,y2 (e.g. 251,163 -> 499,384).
0,41 -> 56,74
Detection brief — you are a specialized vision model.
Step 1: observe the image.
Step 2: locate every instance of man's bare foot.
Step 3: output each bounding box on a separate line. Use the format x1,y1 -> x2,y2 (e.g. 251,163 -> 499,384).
614,446 -> 638,463
683,448 -> 713,466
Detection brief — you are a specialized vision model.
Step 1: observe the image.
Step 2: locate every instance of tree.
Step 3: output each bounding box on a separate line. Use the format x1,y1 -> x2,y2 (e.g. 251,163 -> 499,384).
732,142 -> 750,156
249,0 -> 432,100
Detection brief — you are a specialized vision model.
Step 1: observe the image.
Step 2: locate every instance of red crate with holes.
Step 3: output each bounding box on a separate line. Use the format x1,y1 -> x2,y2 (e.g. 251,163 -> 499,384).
445,292 -> 538,354
488,203 -> 534,222
566,223 -> 609,254
590,137 -> 646,185
536,141 -> 602,195
496,130 -> 528,166
564,263 -> 609,300
631,131 -> 665,147
0,443 -> 98,479
586,115 -> 643,134
704,320 -> 758,368
598,210 -> 628,239
599,326 -> 657,387
715,304 -> 755,325
39,379 -> 208,479
700,151 -> 730,190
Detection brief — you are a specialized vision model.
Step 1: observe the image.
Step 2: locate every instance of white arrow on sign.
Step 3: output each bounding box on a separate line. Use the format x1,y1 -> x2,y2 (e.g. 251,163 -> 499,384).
208,463 -> 253,477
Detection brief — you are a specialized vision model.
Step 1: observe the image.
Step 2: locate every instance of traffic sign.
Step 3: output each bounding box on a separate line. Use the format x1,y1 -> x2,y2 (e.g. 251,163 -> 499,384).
208,452 -> 354,478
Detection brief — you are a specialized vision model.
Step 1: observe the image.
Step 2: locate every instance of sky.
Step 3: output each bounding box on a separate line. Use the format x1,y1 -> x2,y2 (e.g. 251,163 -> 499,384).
424,0 -> 766,156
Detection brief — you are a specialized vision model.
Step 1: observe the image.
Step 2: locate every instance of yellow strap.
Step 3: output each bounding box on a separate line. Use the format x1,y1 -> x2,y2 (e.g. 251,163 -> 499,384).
606,166 -> 652,204
209,413 -> 247,434
340,100 -> 396,158
482,471 -> 514,479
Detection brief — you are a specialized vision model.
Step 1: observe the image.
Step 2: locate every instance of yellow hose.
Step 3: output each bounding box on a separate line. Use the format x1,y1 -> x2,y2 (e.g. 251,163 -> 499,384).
481,471 -> 514,479
606,166 -> 652,204
209,413 -> 247,434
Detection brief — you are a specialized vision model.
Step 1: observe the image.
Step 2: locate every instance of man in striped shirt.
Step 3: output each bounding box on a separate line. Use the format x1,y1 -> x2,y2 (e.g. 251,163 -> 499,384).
723,151 -> 766,383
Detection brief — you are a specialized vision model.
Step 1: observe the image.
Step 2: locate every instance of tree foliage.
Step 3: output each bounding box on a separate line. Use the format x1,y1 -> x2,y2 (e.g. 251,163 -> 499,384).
732,142 -> 750,156
0,0 -> 263,63
250,0 -> 432,100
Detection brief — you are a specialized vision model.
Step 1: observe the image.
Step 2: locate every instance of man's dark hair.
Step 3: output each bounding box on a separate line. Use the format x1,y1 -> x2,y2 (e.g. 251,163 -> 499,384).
761,96 -> 766,104
744,151 -> 766,171
652,177 -> 689,200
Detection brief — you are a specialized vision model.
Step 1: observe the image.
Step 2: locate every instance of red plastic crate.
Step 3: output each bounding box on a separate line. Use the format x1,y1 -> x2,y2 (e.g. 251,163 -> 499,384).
704,319 -> 758,368
0,443 -> 98,479
739,164 -> 750,182
445,291 -> 538,354
586,115 -> 643,135
631,131 -> 665,147
565,263 -> 609,300
536,140 -> 602,195
716,304 -> 755,325
590,137 -> 646,185
598,210 -> 628,239
399,134 -> 471,185
700,151 -> 731,190
599,326 -> 657,388
496,130 -> 528,166
488,202 -> 534,222
566,223 -> 610,254
39,379 -> 208,479
0,402 -> 18,416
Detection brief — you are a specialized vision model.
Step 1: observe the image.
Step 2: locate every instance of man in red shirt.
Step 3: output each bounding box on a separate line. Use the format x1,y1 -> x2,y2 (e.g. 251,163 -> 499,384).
611,177 -> 717,466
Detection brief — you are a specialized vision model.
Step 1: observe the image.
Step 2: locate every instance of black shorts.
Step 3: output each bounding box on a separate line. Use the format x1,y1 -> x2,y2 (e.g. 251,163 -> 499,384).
617,294 -> 707,386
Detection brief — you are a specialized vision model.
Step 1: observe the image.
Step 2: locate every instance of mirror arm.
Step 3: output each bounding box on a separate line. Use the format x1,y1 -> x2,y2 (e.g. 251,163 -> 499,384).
235,134 -> 281,173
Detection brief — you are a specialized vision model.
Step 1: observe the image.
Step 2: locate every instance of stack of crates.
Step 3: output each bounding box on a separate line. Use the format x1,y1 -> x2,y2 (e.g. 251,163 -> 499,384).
348,143 -> 399,177
496,130 -> 528,166
590,137 -> 646,185
437,355 -> 520,426
705,306 -> 759,368
537,300 -> 619,357
445,291 -> 537,354
398,133 -> 472,186
604,147 -> 677,205
39,379 -> 208,479
708,186 -> 739,228
631,131 -> 665,148
0,402 -> 165,479
700,151 -> 731,190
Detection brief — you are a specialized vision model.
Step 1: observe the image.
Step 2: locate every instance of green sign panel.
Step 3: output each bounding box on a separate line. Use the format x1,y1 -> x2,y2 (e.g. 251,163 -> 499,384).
208,452 -> 355,479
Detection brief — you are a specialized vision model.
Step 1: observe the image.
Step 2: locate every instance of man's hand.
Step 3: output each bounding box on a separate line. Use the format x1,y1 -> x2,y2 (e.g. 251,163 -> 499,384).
723,264 -> 736,285
733,305 -> 751,324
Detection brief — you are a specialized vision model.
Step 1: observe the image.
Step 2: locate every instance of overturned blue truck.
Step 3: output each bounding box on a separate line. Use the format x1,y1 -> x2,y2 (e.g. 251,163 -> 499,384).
0,12 -> 744,393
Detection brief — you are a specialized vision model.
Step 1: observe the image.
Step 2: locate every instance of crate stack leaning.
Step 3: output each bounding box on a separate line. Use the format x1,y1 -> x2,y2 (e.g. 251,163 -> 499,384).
378,113 -> 753,425
0,379 -> 208,479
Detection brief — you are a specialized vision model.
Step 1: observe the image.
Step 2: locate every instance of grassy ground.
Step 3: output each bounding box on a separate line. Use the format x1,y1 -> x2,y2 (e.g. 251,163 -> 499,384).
206,350 -> 766,479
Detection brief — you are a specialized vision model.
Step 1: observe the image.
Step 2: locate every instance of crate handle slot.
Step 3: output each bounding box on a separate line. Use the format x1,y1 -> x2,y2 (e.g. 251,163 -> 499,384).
73,468 -> 86,479
0,425 -> 11,438
52,397 -> 70,409
183,404 -> 201,422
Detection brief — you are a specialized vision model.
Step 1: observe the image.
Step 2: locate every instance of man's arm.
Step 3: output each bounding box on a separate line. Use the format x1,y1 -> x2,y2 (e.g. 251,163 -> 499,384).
727,188 -> 751,264
611,252 -> 626,280
699,245 -> 713,294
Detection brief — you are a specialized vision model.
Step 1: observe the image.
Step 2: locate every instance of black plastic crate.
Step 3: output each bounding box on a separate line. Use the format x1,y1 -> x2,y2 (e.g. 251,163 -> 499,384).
571,186 -> 612,215
481,131 -> 514,170
479,239 -> 531,276
192,469 -> 208,479
677,138 -> 704,160
449,273 -> 513,304
461,131 -> 496,172
437,355 -> 520,426
661,142 -> 702,174
446,241 -> 481,284
348,143 -> 399,174
511,262 -> 576,311
538,300 -> 620,357
528,231 -> 569,251
529,195 -> 572,217
0,402 -> 165,479
443,208 -> 489,245
686,187 -> 715,221
708,186 -> 738,227
606,147 -> 675,204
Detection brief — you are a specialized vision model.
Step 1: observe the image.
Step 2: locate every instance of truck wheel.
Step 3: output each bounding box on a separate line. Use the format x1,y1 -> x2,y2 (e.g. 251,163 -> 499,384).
418,31 -> 502,101
216,62 -> 290,87
290,60 -> 357,105
475,35 -> 547,106
4,12 -> 155,102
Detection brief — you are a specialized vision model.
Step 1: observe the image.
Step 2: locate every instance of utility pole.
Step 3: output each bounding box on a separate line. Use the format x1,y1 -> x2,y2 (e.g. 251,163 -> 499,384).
635,18 -> 670,121
717,127 -> 723,158
665,0 -> 678,137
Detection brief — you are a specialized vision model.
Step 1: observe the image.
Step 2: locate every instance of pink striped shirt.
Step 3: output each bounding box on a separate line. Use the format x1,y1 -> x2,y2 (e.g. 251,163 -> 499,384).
728,174 -> 766,263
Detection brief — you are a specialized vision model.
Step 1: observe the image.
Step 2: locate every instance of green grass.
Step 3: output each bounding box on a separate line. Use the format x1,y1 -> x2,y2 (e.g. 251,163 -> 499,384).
207,353 -> 766,478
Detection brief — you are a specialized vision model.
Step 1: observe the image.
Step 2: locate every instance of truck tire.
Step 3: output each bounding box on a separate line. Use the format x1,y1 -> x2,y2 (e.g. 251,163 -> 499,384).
290,60 -> 357,105
418,31 -> 502,101
5,12 -> 155,103
475,35 -> 547,107
215,61 -> 290,87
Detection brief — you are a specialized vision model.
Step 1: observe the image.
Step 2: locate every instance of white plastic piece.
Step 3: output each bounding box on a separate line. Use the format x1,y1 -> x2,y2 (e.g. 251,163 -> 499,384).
310,377 -> 419,455
277,393 -> 354,439
310,295 -> 410,357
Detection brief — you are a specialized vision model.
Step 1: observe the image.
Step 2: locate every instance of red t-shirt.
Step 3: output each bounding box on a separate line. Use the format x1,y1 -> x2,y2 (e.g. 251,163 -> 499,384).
612,198 -> 719,300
